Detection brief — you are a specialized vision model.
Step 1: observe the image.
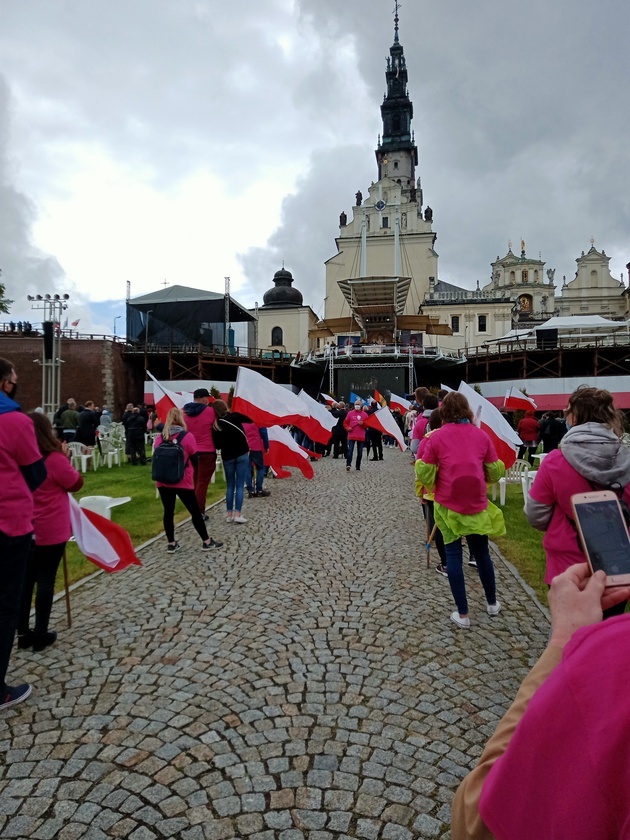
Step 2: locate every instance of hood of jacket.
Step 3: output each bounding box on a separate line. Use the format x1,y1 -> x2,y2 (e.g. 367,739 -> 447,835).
560,422 -> 630,488
183,402 -> 207,417
0,391 -> 20,416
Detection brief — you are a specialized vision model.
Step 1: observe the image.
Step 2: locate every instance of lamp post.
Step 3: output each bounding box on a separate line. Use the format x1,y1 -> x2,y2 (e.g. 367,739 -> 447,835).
114,315 -> 121,337
144,310 -> 152,373
27,293 -> 70,416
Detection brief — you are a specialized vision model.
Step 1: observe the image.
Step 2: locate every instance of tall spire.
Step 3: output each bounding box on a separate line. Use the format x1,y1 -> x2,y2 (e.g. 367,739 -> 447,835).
375,3 -> 418,190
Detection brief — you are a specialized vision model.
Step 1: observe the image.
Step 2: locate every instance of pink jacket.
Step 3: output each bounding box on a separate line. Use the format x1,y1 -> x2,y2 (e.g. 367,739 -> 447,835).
344,410 -> 368,441
411,413 -> 430,441
419,422 -> 499,515
33,452 -> 82,545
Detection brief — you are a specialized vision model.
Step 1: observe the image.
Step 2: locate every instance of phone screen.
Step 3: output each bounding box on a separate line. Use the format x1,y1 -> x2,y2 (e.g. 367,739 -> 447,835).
573,499 -> 630,576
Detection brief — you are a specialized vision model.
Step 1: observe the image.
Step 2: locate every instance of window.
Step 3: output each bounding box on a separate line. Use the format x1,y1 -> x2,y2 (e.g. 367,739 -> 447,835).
382,216 -> 389,228
521,270 -> 528,283
477,315 -> 487,333
393,160 -> 399,170
271,326 -> 283,346
451,315 -> 460,334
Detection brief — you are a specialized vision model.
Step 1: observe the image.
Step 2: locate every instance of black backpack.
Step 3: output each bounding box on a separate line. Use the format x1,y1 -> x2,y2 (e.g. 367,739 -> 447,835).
151,432 -> 188,484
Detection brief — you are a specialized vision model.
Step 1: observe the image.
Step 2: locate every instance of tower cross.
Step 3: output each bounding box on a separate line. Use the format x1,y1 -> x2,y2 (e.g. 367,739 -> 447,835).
393,0 -> 401,43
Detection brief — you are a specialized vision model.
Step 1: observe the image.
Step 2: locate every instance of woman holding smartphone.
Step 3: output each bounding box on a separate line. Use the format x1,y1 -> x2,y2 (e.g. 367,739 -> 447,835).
524,387 -> 630,613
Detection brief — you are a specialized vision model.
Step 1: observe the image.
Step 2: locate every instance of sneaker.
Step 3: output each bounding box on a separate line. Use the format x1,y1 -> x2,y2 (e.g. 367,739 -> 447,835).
450,612 -> 471,629
33,631 -> 57,652
233,516 -> 248,524
468,559 -> 478,567
166,541 -> 180,553
436,564 -> 448,577
487,601 -> 502,616
17,631 -> 34,650
202,514 -> 209,522
0,683 -> 32,710
346,465 -> 351,472
257,489 -> 271,497
202,539 -> 223,550
226,517 -> 235,524
247,491 -> 257,498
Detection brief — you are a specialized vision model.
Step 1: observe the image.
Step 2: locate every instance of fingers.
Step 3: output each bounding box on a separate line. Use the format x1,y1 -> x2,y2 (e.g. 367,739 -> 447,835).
601,587 -> 630,612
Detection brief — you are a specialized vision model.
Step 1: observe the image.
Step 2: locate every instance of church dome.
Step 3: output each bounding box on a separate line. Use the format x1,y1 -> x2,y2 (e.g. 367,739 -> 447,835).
262,267 -> 304,308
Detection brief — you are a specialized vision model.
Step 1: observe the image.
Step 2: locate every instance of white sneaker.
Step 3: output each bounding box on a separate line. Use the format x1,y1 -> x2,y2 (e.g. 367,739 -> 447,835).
450,611 -> 471,629
226,516 -> 235,524
233,515 -> 248,524
487,601 -> 501,616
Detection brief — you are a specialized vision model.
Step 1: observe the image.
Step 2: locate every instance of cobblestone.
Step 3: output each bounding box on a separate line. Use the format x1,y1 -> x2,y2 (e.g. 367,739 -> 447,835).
0,452 -> 548,837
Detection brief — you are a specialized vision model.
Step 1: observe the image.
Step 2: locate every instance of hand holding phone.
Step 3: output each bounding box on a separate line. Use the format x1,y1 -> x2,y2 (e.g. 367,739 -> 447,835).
570,490 -> 630,587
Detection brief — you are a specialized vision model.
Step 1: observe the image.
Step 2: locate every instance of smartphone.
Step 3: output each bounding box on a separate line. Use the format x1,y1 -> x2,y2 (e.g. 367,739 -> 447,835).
571,490 -> 630,586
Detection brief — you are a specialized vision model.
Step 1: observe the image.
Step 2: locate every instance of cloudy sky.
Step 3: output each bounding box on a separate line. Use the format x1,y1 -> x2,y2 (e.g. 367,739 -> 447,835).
1,0 -> 629,333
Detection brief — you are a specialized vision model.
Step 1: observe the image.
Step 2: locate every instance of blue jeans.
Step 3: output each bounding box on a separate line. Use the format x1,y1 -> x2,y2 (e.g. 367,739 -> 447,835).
444,534 -> 496,615
0,530 -> 32,692
247,450 -> 266,494
346,440 -> 364,469
224,452 -> 249,513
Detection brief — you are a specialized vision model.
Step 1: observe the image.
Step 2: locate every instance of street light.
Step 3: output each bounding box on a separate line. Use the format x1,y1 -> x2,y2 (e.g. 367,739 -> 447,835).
27,293 -> 70,415
114,315 -> 121,336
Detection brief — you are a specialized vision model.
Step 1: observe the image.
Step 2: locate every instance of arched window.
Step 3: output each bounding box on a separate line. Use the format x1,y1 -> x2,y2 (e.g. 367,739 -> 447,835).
510,271 -> 516,283
521,270 -> 529,283
271,326 -> 283,346
590,269 -> 598,285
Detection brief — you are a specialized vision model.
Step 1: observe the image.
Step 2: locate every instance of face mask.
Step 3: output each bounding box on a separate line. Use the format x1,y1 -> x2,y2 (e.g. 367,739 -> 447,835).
355,406 -> 362,412
4,380 -> 17,399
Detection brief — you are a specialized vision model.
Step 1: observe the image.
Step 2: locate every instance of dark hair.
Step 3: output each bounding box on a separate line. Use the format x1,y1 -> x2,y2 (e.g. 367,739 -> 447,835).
28,412 -> 62,456
212,399 -> 228,431
414,386 -> 429,404
427,408 -> 442,431
424,394 -> 439,411
0,357 -> 15,383
440,392 -> 474,424
566,387 -> 624,437
437,389 -> 448,401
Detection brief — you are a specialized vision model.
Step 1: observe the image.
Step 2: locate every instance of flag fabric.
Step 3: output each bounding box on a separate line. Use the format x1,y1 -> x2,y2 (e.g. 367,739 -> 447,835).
71,319 -> 80,327
373,390 -> 387,407
440,383 -> 455,393
297,390 -> 336,445
320,393 -> 336,406
263,425 -> 315,479
69,497 -> 141,572
63,317 -> 69,329
388,392 -> 412,414
364,406 -> 407,451
458,381 -> 522,468
503,386 -> 538,412
232,368 -> 332,444
349,391 -> 362,406
147,371 -> 187,422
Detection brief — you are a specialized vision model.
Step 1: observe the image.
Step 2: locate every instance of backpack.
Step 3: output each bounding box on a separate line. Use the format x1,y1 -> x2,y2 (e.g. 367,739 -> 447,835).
151,432 -> 188,484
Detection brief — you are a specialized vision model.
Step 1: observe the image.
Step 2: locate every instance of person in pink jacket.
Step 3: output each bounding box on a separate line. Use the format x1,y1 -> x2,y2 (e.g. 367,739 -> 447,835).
154,408 -> 223,553
343,400 -> 368,471
17,413 -> 84,652
415,392 -> 505,628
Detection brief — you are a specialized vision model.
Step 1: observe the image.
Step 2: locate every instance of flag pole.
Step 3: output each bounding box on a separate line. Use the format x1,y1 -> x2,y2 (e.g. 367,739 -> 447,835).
426,523 -> 437,569
62,548 -> 72,628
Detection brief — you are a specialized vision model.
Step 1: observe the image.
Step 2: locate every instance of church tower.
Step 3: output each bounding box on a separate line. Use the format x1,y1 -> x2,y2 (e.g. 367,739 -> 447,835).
323,4 -> 440,341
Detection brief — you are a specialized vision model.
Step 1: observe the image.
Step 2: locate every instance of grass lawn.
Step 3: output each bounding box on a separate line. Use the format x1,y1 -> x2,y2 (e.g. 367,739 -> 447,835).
60,449 -> 226,588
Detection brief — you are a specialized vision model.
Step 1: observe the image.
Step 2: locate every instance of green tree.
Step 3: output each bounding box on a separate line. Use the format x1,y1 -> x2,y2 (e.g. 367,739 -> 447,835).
0,280 -> 13,314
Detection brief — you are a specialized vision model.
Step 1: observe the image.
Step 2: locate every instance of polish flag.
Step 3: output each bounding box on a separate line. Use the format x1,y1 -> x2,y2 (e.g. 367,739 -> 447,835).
458,381 -> 522,468
297,389 -> 336,445
504,386 -> 538,412
71,319 -> 80,327
263,425 -> 314,479
231,367 -> 334,443
320,393 -> 336,406
388,392 -> 412,414
364,406 -> 407,451
69,497 -> 141,572
147,371 -> 187,422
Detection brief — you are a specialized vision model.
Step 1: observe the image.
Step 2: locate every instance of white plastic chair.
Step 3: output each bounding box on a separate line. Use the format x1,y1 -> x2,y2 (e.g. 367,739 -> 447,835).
100,439 -> 122,468
68,442 -> 98,473
491,459 -> 530,505
79,495 -> 131,520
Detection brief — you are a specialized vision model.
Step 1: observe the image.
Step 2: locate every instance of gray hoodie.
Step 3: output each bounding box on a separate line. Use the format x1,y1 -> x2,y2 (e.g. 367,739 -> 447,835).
524,422 -> 630,530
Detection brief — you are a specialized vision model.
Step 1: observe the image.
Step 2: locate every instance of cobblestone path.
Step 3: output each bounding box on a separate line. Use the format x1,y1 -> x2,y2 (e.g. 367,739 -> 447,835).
0,449 -> 548,839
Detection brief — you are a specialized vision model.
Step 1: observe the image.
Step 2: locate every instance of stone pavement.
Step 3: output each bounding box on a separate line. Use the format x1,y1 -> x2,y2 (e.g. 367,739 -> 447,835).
0,448 -> 549,839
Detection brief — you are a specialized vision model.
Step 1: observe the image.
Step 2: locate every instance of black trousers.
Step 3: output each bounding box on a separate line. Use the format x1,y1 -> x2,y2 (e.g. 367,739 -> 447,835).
332,434 -> 347,458
128,434 -> 146,464
158,487 -> 209,543
18,541 -> 65,636
0,530 -> 32,691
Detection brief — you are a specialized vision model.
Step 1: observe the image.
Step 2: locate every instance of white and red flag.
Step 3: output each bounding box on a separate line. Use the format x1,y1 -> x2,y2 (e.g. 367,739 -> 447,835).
320,393 -> 336,406
232,367 -> 332,444
263,425 -> 315,480
388,392 -> 412,414
71,319 -> 80,327
69,497 -> 141,572
147,371 -> 188,422
503,386 -> 538,412
458,381 -> 522,468
297,389 -> 336,445
364,406 -> 407,451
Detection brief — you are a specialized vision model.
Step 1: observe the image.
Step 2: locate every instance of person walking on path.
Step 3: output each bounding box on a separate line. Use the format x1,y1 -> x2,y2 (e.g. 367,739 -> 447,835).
344,399 -> 368,471
0,358 -> 47,710
183,388 -> 217,517
17,413 -> 83,652
415,392 -> 505,629
525,386 -> 630,617
330,401 -> 348,460
243,421 -> 270,498
154,407 -> 223,552
211,400 -> 251,524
